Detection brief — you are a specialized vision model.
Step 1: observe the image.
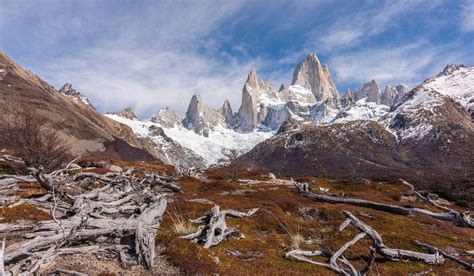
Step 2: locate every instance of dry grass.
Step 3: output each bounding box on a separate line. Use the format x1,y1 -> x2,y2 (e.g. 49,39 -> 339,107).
166,202 -> 197,235
4,164 -> 473,275
156,167 -> 474,275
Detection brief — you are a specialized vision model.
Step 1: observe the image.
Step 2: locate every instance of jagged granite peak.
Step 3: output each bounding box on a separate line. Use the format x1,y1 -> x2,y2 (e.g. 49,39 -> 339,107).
278,83 -> 285,92
183,93 -> 204,129
291,53 -> 339,101
219,100 -> 236,128
183,93 -> 225,137
246,68 -> 260,89
59,83 -> 96,109
354,79 -> 380,103
110,107 -> 137,120
237,69 -> 261,131
259,80 -> 275,92
381,84 -> 410,107
150,106 -> 183,128
340,89 -> 355,108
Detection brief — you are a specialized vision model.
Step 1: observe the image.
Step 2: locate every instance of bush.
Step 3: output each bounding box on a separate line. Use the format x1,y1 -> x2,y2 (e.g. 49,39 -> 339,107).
0,106 -> 70,172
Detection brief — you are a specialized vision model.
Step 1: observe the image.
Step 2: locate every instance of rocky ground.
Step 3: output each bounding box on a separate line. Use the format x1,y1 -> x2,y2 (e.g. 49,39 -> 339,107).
1,159 -> 473,275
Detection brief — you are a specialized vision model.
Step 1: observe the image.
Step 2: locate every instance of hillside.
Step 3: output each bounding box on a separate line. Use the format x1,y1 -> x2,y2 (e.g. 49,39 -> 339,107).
0,52 -> 162,162
1,161 -> 472,275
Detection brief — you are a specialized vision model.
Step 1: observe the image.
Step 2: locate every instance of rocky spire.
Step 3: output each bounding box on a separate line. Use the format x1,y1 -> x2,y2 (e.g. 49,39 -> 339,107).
381,84 -> 410,107
111,107 -> 137,120
237,69 -> 261,131
278,83 -> 285,92
354,80 -> 380,103
246,69 -> 260,89
291,53 -> 339,101
150,106 -> 183,127
393,84 -> 410,104
182,93 -> 224,137
340,89 -> 355,108
219,100 -> 236,128
59,83 -> 96,109
183,93 -> 204,129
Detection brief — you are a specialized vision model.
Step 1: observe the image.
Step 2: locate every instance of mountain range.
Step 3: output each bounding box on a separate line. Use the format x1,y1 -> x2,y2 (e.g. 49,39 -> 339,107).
0,51 -> 472,200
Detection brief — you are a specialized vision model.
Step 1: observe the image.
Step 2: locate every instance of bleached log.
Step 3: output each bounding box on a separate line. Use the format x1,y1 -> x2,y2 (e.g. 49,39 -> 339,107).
1,161 -> 176,274
341,211 -> 445,264
413,240 -> 473,270
295,183 -> 410,215
295,183 -> 473,228
400,180 -> 473,228
135,195 -> 167,268
181,205 -> 258,249
285,234 -> 375,276
0,239 -> 5,276
48,268 -> 87,276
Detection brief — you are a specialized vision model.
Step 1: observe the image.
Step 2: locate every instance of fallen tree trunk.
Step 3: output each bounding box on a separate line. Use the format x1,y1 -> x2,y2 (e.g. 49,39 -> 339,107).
0,161 -> 178,274
285,211 -> 457,275
294,183 -> 473,228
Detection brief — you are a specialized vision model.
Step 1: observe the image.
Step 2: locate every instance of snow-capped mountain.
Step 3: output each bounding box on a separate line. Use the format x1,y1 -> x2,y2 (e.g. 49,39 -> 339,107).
107,53 -> 414,167
421,64 -> 474,121
59,83 -> 96,109
243,64 -> 474,192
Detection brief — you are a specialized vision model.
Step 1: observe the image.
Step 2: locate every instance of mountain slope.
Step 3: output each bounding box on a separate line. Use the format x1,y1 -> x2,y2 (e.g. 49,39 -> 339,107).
243,66 -> 474,202
0,51 -> 160,161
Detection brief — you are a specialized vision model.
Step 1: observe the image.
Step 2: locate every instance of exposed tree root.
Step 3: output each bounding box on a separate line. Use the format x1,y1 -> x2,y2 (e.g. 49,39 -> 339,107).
0,161 -> 180,274
181,205 -> 258,249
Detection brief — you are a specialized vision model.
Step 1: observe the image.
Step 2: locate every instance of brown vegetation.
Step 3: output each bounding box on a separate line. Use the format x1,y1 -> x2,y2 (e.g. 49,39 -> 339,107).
0,105 -> 70,173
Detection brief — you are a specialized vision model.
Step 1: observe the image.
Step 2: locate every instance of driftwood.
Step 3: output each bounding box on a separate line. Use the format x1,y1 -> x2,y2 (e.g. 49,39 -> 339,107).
294,183 -> 473,228
399,180 -> 474,228
0,160 -> 179,274
0,239 -> 5,276
286,211 -> 457,275
181,205 -> 258,249
413,241 -> 473,270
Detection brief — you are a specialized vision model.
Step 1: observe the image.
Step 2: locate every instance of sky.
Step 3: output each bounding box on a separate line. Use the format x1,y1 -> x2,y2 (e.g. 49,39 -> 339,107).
0,0 -> 473,118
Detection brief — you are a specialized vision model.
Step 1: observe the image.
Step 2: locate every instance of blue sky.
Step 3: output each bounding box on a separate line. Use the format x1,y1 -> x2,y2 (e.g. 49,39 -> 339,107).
0,0 -> 473,117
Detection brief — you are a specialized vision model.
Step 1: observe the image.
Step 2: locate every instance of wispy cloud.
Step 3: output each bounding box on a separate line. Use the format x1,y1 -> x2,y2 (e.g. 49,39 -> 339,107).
314,1 -> 438,49
0,0 -> 471,118
460,1 -> 474,32
329,40 -> 467,88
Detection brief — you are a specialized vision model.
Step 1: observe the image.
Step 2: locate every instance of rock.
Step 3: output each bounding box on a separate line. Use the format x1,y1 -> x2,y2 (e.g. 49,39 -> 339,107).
268,173 -> 276,179
354,80 -> 380,103
59,83 -> 96,109
340,89 -> 355,108
291,53 -> 339,101
182,93 -> 225,136
278,83 -> 285,92
110,107 -> 137,120
399,195 -> 418,203
219,100 -> 236,128
150,107 -> 183,127
237,69 -> 261,131
381,84 -> 410,106
106,164 -> 123,172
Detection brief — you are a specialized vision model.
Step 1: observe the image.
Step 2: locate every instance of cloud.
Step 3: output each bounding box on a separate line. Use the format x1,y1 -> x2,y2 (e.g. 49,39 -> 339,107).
460,1 -> 474,32
1,0 -> 471,118
314,1 -> 438,49
329,40 -> 467,88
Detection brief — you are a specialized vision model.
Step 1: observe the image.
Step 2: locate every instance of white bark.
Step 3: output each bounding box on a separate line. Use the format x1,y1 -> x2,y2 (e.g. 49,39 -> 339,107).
181,205 -> 258,249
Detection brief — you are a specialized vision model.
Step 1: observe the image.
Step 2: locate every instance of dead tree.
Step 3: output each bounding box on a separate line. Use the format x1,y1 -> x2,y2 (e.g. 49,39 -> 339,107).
286,211 -> 472,275
0,105 -> 70,181
294,183 -> 473,228
181,205 -> 258,248
0,161 -> 180,274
